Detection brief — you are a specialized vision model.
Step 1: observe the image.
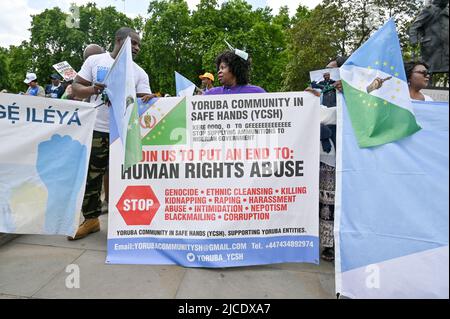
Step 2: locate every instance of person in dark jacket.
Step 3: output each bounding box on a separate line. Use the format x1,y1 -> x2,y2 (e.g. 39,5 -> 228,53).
45,74 -> 65,98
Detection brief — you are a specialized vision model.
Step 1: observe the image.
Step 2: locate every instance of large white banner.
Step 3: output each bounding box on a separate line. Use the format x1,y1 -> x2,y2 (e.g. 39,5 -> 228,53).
0,93 -> 95,236
107,92 -> 320,267
335,97 -> 449,298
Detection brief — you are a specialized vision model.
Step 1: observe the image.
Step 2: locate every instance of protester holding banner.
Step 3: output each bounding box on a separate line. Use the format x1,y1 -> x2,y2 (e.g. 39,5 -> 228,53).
204,50 -> 266,95
311,71 -> 337,108
404,61 -> 434,101
70,27 -> 154,240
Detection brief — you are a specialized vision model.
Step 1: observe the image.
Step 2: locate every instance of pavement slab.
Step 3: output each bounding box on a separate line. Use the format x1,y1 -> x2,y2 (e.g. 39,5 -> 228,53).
0,242 -> 84,297
175,266 -> 335,299
33,250 -> 187,299
1,213 -> 337,299
14,214 -> 108,251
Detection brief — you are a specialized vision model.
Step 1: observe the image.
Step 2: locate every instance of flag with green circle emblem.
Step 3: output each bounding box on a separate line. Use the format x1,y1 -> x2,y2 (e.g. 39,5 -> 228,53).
140,98 -> 187,146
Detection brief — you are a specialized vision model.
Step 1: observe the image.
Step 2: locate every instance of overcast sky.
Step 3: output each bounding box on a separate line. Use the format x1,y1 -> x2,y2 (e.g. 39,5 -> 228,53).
0,0 -> 322,48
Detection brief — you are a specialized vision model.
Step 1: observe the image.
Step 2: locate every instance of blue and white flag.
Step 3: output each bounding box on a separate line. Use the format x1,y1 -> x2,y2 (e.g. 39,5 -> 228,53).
340,19 -> 421,148
335,95 -> 449,298
105,37 -> 142,169
175,71 -> 196,97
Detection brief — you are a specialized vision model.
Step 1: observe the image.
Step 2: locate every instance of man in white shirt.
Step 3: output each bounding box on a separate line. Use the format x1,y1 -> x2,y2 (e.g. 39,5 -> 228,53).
70,27 -> 155,240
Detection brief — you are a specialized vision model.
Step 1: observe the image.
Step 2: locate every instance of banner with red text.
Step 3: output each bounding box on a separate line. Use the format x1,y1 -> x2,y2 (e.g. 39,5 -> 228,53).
106,93 -> 320,267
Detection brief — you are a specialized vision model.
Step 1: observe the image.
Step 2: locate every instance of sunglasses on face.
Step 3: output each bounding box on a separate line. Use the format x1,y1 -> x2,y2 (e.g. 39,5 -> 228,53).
413,70 -> 431,77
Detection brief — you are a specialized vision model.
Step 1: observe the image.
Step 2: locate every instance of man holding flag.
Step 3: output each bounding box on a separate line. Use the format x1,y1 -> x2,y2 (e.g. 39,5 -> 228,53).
70,27 -> 155,240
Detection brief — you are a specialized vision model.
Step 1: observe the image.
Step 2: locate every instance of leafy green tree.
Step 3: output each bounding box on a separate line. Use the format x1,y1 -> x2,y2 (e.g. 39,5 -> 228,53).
4,42 -> 33,93
283,5 -> 340,91
322,0 -> 422,54
0,3 -> 137,93
214,0 -> 288,92
291,4 -> 312,25
27,4 -> 136,86
0,48 -> 9,90
273,6 -> 291,29
373,0 -> 422,59
190,0 -> 223,84
139,0 -> 289,94
283,0 -> 422,91
79,4 -> 137,51
1,0 -> 423,95
245,21 -> 287,92
138,0 -> 194,95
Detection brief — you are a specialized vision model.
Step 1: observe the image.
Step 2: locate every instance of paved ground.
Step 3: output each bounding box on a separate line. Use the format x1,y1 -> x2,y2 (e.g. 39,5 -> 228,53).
0,214 -> 335,299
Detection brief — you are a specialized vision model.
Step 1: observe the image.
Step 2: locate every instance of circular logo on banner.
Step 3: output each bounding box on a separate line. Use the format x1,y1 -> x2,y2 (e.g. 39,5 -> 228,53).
186,253 -> 196,262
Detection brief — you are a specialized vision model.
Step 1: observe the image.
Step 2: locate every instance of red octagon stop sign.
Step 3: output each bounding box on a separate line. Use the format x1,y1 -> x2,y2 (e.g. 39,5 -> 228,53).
116,186 -> 160,225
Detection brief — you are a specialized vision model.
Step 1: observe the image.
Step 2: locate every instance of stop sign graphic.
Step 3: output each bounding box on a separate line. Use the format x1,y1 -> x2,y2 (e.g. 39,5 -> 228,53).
116,186 -> 160,225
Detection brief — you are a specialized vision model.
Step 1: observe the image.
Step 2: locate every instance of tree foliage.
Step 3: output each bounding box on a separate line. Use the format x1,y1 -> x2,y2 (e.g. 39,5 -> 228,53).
283,0 -> 423,91
1,3 -> 137,93
3,42 -> 33,93
0,48 -> 9,90
0,0 -> 426,94
139,0 -> 289,95
283,5 -> 342,91
138,0 -> 194,95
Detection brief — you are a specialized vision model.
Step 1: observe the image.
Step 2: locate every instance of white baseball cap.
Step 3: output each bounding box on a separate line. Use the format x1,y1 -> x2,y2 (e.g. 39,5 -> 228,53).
24,72 -> 37,84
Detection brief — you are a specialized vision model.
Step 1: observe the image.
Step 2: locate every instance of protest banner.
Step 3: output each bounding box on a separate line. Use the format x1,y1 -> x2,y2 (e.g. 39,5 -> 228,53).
335,97 -> 449,298
106,92 -> 320,267
0,94 -> 96,236
53,61 -> 77,82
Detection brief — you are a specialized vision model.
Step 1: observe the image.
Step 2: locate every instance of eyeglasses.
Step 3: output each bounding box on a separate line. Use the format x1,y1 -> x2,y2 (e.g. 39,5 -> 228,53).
413,70 -> 431,77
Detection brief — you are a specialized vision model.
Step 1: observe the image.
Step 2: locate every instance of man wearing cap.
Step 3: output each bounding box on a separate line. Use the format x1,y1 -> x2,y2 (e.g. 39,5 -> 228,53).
45,74 -> 65,99
199,72 -> 215,93
24,73 -> 45,97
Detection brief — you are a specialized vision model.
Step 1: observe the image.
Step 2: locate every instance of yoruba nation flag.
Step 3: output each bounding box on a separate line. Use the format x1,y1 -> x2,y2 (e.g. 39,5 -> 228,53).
105,36 -> 142,169
340,19 -> 421,148
139,98 -> 187,146
175,71 -> 196,97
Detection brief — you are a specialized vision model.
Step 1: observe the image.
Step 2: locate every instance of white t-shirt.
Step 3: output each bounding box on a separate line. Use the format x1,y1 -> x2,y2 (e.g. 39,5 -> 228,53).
77,52 -> 152,132
412,93 -> 434,102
